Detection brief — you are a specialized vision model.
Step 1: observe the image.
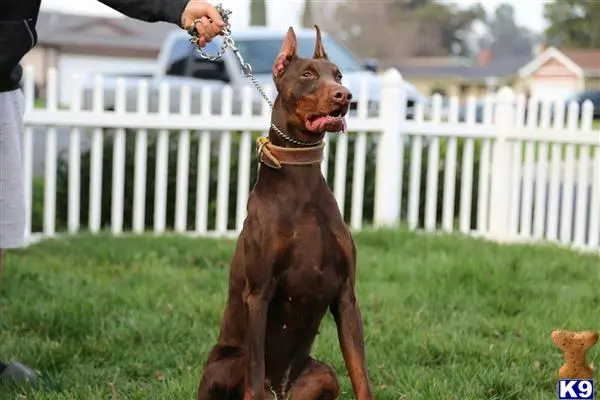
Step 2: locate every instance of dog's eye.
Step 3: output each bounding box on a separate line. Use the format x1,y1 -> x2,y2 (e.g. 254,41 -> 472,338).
336,74 -> 343,82
302,71 -> 313,78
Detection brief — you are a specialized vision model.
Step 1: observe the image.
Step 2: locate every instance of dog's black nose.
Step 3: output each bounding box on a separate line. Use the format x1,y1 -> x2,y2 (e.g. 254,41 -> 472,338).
332,88 -> 352,104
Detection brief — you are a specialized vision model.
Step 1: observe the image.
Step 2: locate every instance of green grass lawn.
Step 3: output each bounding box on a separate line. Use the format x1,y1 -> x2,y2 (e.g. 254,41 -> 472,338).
1,229 -> 598,400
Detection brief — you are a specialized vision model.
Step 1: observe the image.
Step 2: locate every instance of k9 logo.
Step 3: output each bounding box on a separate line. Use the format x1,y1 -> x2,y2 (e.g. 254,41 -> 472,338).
558,380 -> 594,400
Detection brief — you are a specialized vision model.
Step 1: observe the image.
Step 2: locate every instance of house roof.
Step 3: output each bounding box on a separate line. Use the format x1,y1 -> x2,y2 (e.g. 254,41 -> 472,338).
518,46 -> 600,78
561,48 -> 600,74
518,47 -> 584,78
396,56 -> 472,68
398,54 -> 533,82
35,11 -> 177,52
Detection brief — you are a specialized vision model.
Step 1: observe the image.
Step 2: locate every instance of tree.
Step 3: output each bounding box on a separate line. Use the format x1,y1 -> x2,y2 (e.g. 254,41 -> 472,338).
478,4 -> 535,57
301,0 -> 314,28
325,1 -> 421,62
325,0 -> 484,63
408,1 -> 485,56
544,0 -> 600,48
249,0 -> 267,26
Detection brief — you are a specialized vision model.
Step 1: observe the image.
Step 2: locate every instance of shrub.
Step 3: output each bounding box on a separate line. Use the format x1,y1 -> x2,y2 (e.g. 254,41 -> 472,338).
53,130 -> 481,233
325,134 -> 482,230
31,177 -> 45,232
55,129 -> 260,232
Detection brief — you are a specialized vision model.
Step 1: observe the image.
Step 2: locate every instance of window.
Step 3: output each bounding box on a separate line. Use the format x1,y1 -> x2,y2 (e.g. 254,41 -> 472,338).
190,51 -> 230,82
430,87 -> 447,97
586,91 -> 600,107
572,91 -> 600,108
233,35 -> 364,75
165,38 -> 193,77
165,39 -> 229,82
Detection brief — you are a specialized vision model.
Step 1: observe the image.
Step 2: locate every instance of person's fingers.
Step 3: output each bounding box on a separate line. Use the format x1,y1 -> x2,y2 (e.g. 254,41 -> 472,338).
200,17 -> 223,42
205,21 -> 221,40
202,4 -> 225,27
209,20 -> 223,36
182,1 -> 226,30
197,16 -> 212,36
203,34 -> 215,44
196,18 -> 215,43
190,16 -> 218,47
200,11 -> 223,37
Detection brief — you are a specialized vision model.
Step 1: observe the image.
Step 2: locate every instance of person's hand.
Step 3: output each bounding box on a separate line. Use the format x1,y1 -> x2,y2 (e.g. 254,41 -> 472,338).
181,0 -> 226,47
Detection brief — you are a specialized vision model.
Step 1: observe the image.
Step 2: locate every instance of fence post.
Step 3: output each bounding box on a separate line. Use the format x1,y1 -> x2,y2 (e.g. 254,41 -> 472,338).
487,86 -> 515,241
374,68 -> 404,228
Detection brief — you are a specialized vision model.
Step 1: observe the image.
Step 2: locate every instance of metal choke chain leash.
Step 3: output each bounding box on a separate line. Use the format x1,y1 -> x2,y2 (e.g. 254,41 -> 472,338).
187,4 -> 322,147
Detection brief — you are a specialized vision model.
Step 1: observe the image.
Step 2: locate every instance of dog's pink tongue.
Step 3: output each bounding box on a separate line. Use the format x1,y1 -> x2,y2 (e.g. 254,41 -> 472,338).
307,116 -> 328,132
307,116 -> 347,133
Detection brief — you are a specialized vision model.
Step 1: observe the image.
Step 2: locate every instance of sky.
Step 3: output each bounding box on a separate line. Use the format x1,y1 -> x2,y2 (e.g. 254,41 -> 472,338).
39,0 -> 549,33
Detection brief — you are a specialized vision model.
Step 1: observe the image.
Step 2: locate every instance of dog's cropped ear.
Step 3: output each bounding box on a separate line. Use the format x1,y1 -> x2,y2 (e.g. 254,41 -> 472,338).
273,27 -> 297,80
313,25 -> 328,60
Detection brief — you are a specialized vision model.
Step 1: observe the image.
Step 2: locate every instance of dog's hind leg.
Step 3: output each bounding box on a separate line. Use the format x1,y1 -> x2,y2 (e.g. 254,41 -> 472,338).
197,346 -> 245,400
287,358 -> 340,400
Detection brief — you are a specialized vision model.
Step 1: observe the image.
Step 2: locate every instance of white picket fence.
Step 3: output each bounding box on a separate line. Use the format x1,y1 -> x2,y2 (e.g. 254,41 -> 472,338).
21,65 -> 600,251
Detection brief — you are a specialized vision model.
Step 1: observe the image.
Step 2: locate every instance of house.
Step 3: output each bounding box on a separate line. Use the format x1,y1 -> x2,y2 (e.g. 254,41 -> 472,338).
518,46 -> 600,100
396,49 -> 533,102
397,45 -> 600,102
21,11 -> 177,104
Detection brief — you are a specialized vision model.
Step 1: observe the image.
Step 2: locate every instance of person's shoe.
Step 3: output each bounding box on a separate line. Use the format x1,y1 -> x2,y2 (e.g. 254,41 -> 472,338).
0,361 -> 37,384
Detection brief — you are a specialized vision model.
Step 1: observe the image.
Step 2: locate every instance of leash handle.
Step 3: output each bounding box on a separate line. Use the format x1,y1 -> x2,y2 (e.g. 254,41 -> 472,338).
186,4 -> 271,106
187,3 -> 232,61
187,5 -> 277,111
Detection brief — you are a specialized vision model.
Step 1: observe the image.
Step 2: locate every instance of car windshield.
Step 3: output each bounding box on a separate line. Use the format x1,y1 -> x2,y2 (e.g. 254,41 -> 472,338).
564,93 -> 579,102
564,91 -> 600,103
232,36 -> 364,75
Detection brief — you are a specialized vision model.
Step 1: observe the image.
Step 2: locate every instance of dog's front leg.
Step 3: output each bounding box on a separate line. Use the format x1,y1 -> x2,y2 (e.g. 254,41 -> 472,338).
243,286 -> 272,400
242,233 -> 279,400
331,278 -> 373,400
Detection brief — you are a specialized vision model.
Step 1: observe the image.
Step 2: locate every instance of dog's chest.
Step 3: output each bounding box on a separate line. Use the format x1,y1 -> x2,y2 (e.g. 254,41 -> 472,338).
278,224 -> 350,302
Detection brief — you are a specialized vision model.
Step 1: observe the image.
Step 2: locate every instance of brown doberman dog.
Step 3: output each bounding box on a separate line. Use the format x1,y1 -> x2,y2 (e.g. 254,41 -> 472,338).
197,25 -> 373,400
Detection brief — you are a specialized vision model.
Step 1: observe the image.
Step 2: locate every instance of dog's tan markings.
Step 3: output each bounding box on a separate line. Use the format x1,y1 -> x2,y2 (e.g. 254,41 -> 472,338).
551,329 -> 598,379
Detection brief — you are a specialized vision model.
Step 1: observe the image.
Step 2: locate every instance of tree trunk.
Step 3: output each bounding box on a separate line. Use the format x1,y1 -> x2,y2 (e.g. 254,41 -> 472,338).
301,0 -> 314,28
249,0 -> 267,26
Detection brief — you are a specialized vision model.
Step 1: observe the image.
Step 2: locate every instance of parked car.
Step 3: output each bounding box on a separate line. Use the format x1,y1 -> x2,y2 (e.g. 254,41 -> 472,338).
81,27 -> 426,119
563,91 -> 600,120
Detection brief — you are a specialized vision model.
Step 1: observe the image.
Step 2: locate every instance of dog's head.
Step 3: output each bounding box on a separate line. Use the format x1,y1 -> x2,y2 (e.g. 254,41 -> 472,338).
272,25 -> 352,136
